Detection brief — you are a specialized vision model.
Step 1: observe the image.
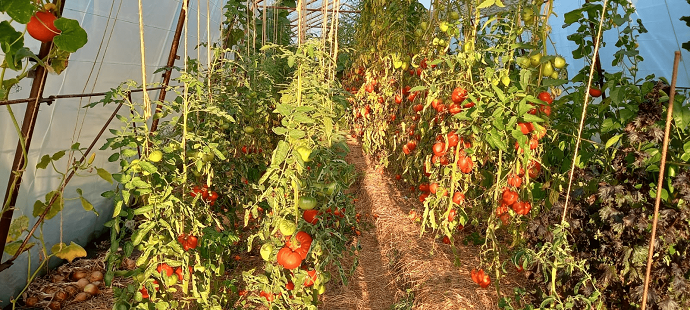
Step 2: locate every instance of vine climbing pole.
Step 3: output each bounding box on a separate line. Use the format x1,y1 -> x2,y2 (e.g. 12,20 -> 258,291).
0,0 -> 66,260
640,51 -> 682,310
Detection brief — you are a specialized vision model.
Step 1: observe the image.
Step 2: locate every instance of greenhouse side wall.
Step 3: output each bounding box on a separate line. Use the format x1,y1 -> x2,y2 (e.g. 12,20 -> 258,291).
0,0 -> 223,306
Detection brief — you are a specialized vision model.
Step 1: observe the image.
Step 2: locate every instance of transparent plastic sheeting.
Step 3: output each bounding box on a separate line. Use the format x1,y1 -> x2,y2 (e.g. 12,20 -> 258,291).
0,0 -> 223,306
548,0 -> 690,88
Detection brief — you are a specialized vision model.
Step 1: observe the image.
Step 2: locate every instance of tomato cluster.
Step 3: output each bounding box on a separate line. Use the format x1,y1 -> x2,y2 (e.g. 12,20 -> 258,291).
190,184 -> 220,206
471,269 -> 491,288
177,234 -> 198,251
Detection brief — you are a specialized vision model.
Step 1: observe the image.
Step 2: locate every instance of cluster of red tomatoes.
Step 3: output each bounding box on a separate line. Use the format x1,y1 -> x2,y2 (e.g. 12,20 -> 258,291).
276,231 -> 313,270
190,184 -> 219,206
471,269 -> 491,288
177,233 -> 198,251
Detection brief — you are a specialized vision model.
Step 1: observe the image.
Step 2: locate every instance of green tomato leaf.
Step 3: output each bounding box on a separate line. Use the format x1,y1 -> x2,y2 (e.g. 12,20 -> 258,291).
4,240 -> 34,256
7,215 -> 29,242
36,154 -> 51,169
53,18 -> 88,53
410,85 -> 426,92
0,0 -> 35,24
80,197 -> 94,212
51,242 -> 87,263
605,134 -> 623,149
672,95 -> 690,130
97,168 -> 113,184
477,0 -> 496,9
523,114 -> 545,123
0,21 -> 24,67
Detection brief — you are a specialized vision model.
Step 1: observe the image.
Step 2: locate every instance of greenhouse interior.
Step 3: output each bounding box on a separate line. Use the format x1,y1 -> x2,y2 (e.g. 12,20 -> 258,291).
1,0 -> 689,309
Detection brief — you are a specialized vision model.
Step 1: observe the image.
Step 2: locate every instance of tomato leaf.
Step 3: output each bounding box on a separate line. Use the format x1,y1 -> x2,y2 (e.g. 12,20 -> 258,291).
33,191 -> 64,219
605,134 -> 623,149
97,168 -> 114,184
36,154 -> 52,169
51,242 -> 87,263
488,129 -> 508,152
477,0 -> 496,9
523,114 -> 544,123
80,197 -> 95,212
4,240 -> 34,256
137,161 -> 157,174
0,0 -> 34,24
53,18 -> 88,53
672,95 -> 690,130
52,150 -> 66,161
410,85 -> 426,92
7,215 -> 29,242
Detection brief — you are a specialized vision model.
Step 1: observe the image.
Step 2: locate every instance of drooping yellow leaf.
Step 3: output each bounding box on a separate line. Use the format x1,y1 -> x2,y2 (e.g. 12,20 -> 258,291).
51,242 -> 87,263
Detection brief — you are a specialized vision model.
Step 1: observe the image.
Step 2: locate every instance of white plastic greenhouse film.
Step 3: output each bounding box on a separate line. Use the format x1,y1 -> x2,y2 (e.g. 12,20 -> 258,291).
0,0 -> 223,306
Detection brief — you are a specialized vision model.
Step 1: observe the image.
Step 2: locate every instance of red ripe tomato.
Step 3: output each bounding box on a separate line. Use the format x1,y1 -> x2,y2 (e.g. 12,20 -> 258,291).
432,98 -> 442,110
452,192 -> 465,205
442,236 -> 451,244
277,247 -> 303,269
516,264 -> 524,272
378,96 -> 384,104
433,142 -> 446,156
408,91 -> 418,102
409,69 -> 415,76
413,104 -> 423,112
540,104 -> 552,116
463,101 -> 476,108
471,269 -> 491,287
528,161 -> 541,178
452,87 -> 468,103
499,212 -> 510,225
517,122 -> 534,134
457,155 -> 474,174
420,58 -> 428,69
537,91 -> 553,104
403,85 -> 412,96
448,103 -> 462,114
447,132 -> 459,147
501,189 -> 519,206
286,281 -> 295,290
419,193 -> 429,202
416,67 -> 423,76
528,108 -> 538,115
419,184 -> 430,192
402,145 -> 411,155
303,209 -> 319,224
27,12 -> 61,43
395,94 -> 403,104
589,87 -> 602,97
429,183 -> 439,194
507,174 -> 522,188
460,137 -> 472,149
366,84 -> 374,93
407,140 -> 417,151
390,114 -> 396,121
157,263 -> 174,277
140,287 -> 150,299
304,269 -> 317,287
395,174 -> 402,180
529,138 -> 539,150
439,156 -> 449,166
435,103 -> 446,113
448,208 -> 456,222
260,291 -> 275,302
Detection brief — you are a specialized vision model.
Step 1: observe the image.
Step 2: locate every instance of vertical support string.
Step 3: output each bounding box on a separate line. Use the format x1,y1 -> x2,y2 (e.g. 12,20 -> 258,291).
561,0 -> 609,224
136,0 -> 151,122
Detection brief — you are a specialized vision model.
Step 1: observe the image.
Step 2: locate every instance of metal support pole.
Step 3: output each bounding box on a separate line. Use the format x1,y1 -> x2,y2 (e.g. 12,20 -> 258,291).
150,0 -> 189,133
0,0 -> 64,260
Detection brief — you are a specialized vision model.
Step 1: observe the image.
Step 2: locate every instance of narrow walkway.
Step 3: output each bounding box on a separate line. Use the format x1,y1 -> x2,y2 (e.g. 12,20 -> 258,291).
322,135 -> 512,310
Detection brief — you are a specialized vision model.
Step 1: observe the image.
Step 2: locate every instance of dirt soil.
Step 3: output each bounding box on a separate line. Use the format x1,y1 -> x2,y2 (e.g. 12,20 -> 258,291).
321,135 -> 524,310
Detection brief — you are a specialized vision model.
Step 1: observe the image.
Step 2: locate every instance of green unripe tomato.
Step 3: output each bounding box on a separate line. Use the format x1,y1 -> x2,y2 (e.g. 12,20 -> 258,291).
439,21 -> 449,32
243,126 -> 255,134
260,243 -> 274,261
298,196 -> 318,210
201,152 -> 215,162
530,53 -> 542,67
420,21 -> 428,31
554,56 -> 566,69
279,220 -> 297,236
414,28 -> 423,37
148,150 -> 163,163
542,61 -> 554,77
450,11 -> 460,21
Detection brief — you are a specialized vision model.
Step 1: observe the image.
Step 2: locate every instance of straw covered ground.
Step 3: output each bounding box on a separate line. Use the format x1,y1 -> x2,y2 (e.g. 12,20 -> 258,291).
321,135 -> 524,310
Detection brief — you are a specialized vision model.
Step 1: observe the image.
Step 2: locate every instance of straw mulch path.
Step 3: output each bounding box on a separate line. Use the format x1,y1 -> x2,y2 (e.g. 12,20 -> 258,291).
321,135 -> 522,310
